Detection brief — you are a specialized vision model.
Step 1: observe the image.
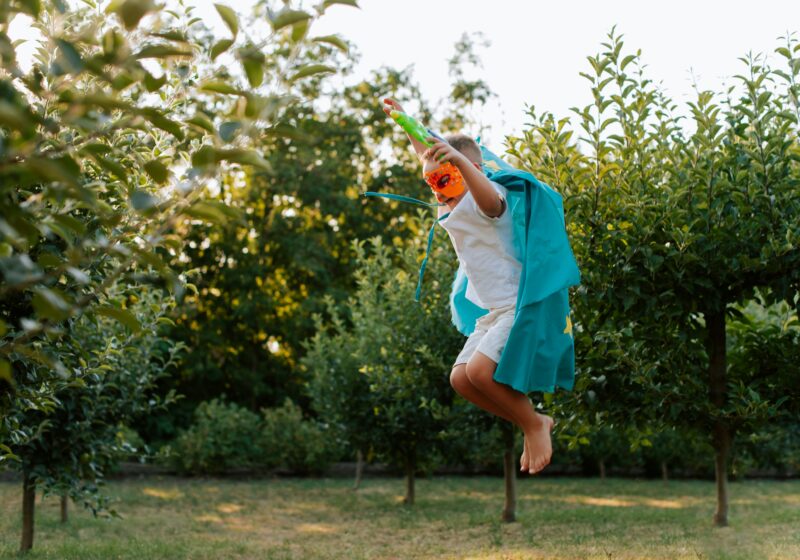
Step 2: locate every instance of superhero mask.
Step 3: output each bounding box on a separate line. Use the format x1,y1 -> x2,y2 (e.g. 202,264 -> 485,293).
424,161 -> 466,198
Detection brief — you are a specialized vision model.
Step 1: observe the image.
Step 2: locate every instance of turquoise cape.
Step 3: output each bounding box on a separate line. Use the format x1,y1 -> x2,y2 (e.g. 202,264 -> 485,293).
449,145 -> 581,394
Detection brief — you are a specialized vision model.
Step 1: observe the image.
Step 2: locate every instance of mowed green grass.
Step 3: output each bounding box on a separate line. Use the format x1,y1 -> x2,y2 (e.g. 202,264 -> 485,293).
1,476 -> 798,559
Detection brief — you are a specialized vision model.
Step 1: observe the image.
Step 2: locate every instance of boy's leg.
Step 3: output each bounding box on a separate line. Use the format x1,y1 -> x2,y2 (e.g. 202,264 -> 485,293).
450,365 -> 530,471
465,351 -> 554,474
450,364 -> 516,423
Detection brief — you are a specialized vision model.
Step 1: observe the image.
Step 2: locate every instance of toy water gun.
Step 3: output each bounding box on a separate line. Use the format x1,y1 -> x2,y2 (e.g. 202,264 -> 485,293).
389,110 -> 446,147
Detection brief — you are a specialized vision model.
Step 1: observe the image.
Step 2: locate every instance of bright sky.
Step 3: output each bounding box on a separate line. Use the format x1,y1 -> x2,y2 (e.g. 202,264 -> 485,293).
197,0 -> 800,146
10,0 -> 800,147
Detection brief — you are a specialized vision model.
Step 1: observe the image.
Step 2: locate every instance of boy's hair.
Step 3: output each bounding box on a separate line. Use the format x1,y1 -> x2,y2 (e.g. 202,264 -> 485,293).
444,133 -> 482,163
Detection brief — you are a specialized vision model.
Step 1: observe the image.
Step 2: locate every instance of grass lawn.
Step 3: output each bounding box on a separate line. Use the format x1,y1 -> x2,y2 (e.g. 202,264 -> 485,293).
1,475 -> 798,559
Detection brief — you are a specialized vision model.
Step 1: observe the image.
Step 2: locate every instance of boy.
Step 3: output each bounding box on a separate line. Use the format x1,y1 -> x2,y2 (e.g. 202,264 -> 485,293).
383,98 -> 554,474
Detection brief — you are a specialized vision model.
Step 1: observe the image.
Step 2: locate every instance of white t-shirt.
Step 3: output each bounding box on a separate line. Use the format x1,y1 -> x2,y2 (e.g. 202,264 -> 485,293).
438,181 -> 522,309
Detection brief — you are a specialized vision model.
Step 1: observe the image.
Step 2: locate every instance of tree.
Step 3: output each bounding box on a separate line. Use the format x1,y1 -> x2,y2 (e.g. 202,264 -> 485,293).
508,28 -> 800,526
11,283 -> 182,551
0,0 -> 355,550
305,232 -> 462,504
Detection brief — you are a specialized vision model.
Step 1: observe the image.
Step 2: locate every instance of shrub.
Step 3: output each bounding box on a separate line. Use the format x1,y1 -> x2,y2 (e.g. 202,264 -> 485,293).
259,398 -> 342,475
168,399 -> 261,475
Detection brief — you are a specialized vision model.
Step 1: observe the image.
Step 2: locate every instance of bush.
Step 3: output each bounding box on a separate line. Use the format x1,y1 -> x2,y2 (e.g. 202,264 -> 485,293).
167,399 -> 261,475
259,398 -> 342,475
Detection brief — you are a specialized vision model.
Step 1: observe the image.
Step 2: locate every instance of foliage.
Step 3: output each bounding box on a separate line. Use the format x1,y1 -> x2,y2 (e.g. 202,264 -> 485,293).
304,232 -> 464,480
0,0 -> 355,549
0,0 -> 353,457
166,398 -> 261,475
508,28 -> 800,522
259,397 -> 343,475
6,282 -> 184,514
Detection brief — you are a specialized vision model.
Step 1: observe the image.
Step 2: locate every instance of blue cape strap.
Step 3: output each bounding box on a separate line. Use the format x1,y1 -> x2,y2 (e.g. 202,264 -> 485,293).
363,191 -> 441,208
362,191 -> 449,302
414,211 -> 450,301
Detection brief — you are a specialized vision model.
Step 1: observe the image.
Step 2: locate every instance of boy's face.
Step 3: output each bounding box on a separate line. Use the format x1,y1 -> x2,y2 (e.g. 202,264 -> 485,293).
422,157 -> 482,209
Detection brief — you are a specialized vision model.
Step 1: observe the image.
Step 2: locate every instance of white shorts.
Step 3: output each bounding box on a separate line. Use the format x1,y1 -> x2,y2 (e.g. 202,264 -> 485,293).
454,304 -> 516,367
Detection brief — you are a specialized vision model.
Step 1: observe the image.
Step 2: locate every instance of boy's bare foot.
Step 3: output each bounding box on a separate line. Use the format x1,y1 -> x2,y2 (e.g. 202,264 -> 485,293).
524,413 -> 554,474
520,435 -> 530,472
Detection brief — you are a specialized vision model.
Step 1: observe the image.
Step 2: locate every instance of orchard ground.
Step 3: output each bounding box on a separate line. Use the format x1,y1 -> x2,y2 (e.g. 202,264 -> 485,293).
1,476 -> 798,559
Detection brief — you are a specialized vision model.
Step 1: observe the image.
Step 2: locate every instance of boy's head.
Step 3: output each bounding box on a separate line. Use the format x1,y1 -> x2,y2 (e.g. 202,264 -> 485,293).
443,133 -> 482,165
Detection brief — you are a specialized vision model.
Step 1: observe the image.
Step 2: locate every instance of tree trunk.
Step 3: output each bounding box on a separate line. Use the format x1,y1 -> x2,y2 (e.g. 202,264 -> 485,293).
403,450 -> 415,505
707,309 -> 731,527
501,422 -> 517,522
60,493 -> 68,523
20,469 -> 35,552
353,449 -> 364,491
598,459 -> 606,480
661,461 -> 669,484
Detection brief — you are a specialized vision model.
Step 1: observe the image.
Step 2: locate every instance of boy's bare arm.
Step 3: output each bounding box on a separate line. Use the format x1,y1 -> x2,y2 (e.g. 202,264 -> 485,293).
382,98 -> 428,160
422,138 -> 504,217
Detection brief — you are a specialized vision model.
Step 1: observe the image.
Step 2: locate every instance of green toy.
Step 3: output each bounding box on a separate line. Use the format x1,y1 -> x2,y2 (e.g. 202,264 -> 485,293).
389,110 -> 446,148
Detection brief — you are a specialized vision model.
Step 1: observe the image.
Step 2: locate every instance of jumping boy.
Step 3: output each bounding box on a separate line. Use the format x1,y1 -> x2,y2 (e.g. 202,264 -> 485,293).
382,97 -> 564,474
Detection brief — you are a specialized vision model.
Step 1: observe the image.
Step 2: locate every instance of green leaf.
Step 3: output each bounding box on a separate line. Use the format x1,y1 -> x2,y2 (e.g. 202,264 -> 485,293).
214,3 -> 239,37
66,266 -> 90,284
144,160 -> 169,184
186,113 -> 215,133
55,39 -> 84,73
133,247 -> 169,272
65,92 -> 133,111
183,201 -> 230,225
102,29 -> 126,61
52,214 -> 87,236
210,39 -> 233,60
143,71 -> 167,92
311,35 -> 348,53
149,29 -> 188,42
25,155 -> 81,187
291,19 -> 309,42
191,146 -> 271,171
216,148 -> 271,170
322,0 -> 359,8
0,359 -> 13,388
17,0 -> 41,17
32,287 -> 72,321
110,72 -> 137,91
270,9 -> 311,31
80,143 -> 113,155
139,109 -> 185,140
264,123 -> 312,142
92,154 -> 128,182
0,319 -> 7,336
0,101 -> 35,135
108,0 -> 157,31
242,58 -> 264,87
130,190 -> 159,212
135,44 -> 193,59
95,304 -> 141,332
191,145 -> 217,168
288,64 -> 335,83
199,81 -> 243,95
219,121 -> 242,142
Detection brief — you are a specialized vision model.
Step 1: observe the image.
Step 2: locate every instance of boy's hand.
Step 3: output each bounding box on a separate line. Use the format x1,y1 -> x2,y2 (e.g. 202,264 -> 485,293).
382,97 -> 405,117
422,138 -> 468,167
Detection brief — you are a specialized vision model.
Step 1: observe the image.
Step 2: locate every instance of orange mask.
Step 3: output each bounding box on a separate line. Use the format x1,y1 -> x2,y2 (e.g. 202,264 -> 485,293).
424,162 -> 466,198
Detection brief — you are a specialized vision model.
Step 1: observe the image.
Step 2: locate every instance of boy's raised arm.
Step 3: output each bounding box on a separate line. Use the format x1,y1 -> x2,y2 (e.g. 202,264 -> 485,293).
382,98 -> 428,161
